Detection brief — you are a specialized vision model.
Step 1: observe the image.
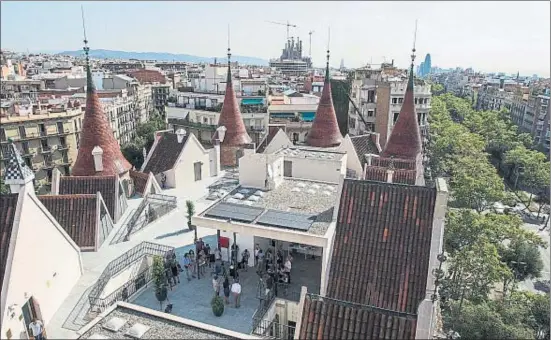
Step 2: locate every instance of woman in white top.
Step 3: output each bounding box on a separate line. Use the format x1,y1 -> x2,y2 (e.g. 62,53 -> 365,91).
284,256 -> 292,284
231,279 -> 242,308
212,275 -> 220,296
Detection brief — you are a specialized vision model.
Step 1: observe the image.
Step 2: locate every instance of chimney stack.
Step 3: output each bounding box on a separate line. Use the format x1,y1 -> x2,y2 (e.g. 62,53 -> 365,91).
176,128 -> 187,143
386,169 -> 394,183
92,146 -> 104,172
216,126 -> 227,143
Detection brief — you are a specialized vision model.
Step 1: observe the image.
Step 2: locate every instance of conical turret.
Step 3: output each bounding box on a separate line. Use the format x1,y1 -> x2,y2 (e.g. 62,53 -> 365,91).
72,35 -> 132,176
306,49 -> 342,148
381,49 -> 422,160
217,46 -> 251,147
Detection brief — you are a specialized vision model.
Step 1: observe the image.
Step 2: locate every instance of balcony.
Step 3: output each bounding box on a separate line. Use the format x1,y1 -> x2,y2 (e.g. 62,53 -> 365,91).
39,130 -> 47,137
42,162 -> 55,170
21,149 -> 34,158
57,144 -> 69,151
59,157 -> 72,165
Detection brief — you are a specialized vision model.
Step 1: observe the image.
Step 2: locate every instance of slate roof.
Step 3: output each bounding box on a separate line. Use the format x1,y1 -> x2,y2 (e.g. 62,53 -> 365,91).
59,175 -> 117,220
142,132 -> 188,174
256,125 -> 282,153
350,134 -> 380,164
38,195 -> 98,250
0,194 -> 18,290
299,295 -> 417,340
299,179 -> 438,340
129,170 -> 149,196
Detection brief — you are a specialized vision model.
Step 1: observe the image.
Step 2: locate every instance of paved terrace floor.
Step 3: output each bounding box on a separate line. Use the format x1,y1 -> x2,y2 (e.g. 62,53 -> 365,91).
47,171 -> 240,339
131,255 -> 322,334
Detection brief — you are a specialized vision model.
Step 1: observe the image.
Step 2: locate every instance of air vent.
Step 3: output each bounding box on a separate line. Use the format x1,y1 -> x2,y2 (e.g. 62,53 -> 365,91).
102,317 -> 127,332
125,323 -> 150,339
227,197 -> 239,204
233,193 -> 245,200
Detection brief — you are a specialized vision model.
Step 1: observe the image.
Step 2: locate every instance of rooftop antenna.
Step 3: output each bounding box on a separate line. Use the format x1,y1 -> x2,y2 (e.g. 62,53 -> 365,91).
227,24 -> 231,64
308,30 -> 315,58
411,19 -> 418,65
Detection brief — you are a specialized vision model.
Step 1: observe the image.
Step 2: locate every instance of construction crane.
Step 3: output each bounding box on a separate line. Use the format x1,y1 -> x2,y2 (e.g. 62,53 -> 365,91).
308,30 -> 315,57
267,20 -> 297,40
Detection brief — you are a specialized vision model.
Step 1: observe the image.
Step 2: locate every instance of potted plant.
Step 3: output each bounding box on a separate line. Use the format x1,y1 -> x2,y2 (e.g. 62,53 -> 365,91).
186,200 -> 196,231
211,295 -> 225,317
152,255 -> 168,310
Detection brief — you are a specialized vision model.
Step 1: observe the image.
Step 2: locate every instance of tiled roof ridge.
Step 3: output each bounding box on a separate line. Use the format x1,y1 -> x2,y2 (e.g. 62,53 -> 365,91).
305,54 -> 342,148
39,194 -> 97,199
346,177 -> 425,189
61,174 -> 117,180
72,56 -> 132,176
381,61 -> 422,160
306,293 -> 418,318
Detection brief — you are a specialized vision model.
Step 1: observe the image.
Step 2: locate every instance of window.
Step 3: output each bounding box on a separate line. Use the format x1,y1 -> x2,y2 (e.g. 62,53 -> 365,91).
367,110 -> 375,117
392,98 -> 398,104
22,142 -> 29,154
40,139 -> 48,149
367,90 -> 375,103
38,124 -> 46,136
398,98 -> 403,104
203,117 -> 208,124
25,157 -> 31,168
59,136 -> 66,148
56,122 -> 64,134
393,112 -> 400,123
415,98 -> 418,105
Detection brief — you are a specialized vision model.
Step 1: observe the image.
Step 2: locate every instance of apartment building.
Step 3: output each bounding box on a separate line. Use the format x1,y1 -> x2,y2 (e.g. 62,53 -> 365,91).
151,84 -> 170,115
0,105 -> 82,192
348,66 -> 431,147
0,79 -> 45,100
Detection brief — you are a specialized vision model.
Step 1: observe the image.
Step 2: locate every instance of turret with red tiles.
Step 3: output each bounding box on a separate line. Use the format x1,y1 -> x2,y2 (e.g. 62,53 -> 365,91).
71,37 -> 132,177
363,47 -> 425,186
305,49 -> 342,148
216,45 -> 252,167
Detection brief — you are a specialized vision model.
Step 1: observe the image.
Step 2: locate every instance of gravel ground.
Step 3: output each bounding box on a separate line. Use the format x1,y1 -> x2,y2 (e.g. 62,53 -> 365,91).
79,307 -> 233,339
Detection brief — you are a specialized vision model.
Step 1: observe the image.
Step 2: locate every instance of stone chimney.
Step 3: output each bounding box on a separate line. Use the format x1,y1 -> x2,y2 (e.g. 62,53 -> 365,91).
92,146 -> 104,172
176,128 -> 187,143
216,126 -> 227,144
386,169 -> 394,183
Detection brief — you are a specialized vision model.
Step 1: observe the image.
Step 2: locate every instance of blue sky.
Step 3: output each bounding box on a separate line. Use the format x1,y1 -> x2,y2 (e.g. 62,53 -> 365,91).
1,1 -> 549,76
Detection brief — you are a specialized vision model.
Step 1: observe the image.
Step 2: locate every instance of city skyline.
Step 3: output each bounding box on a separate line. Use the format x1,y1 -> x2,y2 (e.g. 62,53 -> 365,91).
1,1 -> 550,77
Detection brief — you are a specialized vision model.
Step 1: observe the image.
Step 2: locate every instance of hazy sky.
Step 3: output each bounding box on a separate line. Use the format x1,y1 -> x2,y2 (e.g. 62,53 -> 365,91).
1,1 -> 549,76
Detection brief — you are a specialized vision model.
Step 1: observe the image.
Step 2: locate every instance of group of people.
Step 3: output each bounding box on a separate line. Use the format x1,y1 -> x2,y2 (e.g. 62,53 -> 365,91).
254,244 -> 293,284
212,275 -> 242,308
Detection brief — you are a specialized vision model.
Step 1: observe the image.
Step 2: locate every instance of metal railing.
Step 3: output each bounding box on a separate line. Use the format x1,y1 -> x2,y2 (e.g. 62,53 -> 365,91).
88,241 -> 174,309
92,266 -> 153,312
257,281 -> 301,302
252,318 -> 296,339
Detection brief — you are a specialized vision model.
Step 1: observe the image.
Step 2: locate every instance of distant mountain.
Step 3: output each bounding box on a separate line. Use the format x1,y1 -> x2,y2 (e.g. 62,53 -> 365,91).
56,49 -> 269,66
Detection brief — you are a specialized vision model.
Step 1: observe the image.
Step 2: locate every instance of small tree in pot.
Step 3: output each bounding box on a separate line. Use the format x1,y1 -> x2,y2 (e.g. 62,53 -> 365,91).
211,295 -> 225,317
186,200 -> 196,231
152,255 -> 168,310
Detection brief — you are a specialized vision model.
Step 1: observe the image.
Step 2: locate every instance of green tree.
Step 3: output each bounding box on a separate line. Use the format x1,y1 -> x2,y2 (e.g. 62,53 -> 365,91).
505,145 -> 550,205
0,176 -> 10,194
431,83 -> 445,96
445,300 -> 535,340
449,154 -> 505,213
500,240 -> 543,294
121,137 -> 146,170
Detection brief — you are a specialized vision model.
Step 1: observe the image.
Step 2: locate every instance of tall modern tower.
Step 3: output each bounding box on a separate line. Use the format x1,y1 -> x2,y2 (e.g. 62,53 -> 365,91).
423,53 -> 431,77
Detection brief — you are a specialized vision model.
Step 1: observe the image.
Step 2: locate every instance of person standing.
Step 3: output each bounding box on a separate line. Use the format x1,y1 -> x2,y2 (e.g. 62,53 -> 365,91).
29,318 -> 44,340
231,278 -> 242,308
254,244 -> 260,266
241,249 -> 250,271
205,243 -> 213,268
212,275 -> 220,296
182,253 -> 193,280
223,276 -> 231,304
170,256 -> 180,284
256,249 -> 265,274
284,256 -> 292,284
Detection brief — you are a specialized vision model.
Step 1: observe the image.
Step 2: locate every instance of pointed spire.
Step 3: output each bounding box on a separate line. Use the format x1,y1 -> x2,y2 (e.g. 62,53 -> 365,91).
381,22 -> 422,160
3,139 -> 34,187
217,25 -> 252,147
306,28 -> 342,148
72,10 -> 132,176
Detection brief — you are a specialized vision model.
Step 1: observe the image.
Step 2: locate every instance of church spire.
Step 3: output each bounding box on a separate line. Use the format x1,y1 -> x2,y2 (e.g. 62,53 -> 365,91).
72,7 -> 132,176
381,20 -> 422,160
306,28 -> 342,148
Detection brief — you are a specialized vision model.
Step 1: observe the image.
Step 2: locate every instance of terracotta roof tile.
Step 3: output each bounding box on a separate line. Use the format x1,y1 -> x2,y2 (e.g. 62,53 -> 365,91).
299,295 -> 417,339
306,65 -> 342,148
393,170 -> 417,185
129,170 -> 149,196
0,193 -> 18,290
329,179 -> 436,312
127,69 -> 166,84
218,64 -> 252,147
59,175 -> 117,220
142,132 -> 188,174
364,166 -> 388,182
72,66 -> 132,176
381,66 -> 422,160
372,157 -> 416,170
38,195 -> 98,250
